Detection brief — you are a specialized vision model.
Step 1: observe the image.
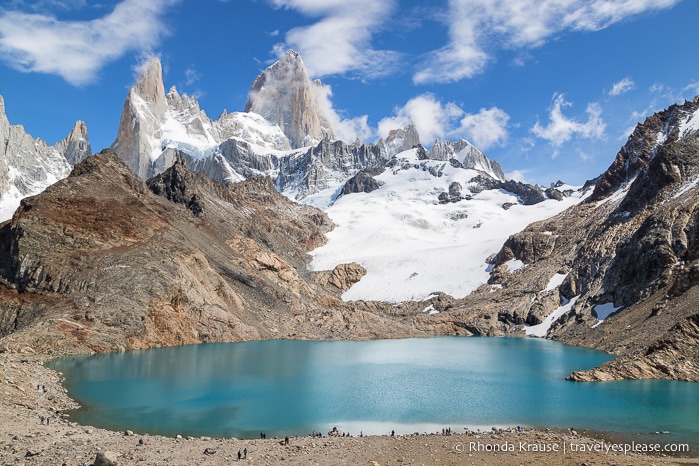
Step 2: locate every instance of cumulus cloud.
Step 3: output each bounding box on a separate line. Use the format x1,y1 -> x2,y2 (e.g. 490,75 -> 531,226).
377,94 -> 510,149
378,94 -> 463,143
455,107 -> 510,150
310,82 -> 373,143
506,169 -> 530,183
531,93 -> 606,147
269,0 -> 402,78
0,0 -> 179,85
415,0 -> 680,84
609,77 -> 635,96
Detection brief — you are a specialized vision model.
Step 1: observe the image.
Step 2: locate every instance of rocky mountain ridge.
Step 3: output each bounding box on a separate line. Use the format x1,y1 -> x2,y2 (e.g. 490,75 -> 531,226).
442,97 -> 699,381
110,51 -> 508,202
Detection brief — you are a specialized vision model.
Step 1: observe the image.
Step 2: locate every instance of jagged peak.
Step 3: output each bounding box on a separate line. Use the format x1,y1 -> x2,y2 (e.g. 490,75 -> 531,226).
69,120 -> 88,139
590,96 -> 699,202
244,49 -> 336,148
133,57 -> 166,112
245,49 -> 311,108
0,94 -> 5,115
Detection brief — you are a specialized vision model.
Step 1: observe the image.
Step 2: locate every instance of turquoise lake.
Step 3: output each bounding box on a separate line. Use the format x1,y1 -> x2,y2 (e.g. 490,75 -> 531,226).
48,337 -> 699,444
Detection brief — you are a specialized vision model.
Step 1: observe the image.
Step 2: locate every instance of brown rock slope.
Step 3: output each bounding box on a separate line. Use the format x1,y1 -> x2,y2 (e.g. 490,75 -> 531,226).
442,97 -> 699,381
0,151 -> 450,356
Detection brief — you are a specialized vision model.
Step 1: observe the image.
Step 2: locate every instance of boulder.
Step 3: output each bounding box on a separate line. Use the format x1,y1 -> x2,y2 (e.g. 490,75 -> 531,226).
94,450 -> 119,466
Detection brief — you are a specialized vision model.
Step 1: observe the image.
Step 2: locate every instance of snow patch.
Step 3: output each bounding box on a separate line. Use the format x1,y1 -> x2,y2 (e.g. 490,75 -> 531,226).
678,106 -> 699,138
525,296 -> 579,337
593,302 -> 622,323
504,259 -> 525,272
544,273 -> 568,292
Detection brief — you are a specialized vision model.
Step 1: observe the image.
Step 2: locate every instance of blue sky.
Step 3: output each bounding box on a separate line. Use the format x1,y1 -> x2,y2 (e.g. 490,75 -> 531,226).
0,0 -> 697,185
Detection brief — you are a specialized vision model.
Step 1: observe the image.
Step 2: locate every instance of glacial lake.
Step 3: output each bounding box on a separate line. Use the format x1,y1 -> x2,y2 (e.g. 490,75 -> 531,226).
49,337 -> 699,444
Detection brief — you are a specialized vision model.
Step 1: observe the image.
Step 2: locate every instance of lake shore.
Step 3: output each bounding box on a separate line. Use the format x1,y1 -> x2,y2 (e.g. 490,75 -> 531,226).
2,351 -> 698,465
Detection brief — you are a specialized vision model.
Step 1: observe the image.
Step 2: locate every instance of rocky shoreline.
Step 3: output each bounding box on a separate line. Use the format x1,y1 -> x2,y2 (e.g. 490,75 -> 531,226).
2,351 -> 697,466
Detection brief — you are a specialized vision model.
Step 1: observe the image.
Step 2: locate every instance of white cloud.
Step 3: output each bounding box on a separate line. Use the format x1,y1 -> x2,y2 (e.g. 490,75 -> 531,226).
376,94 -> 510,150
378,94 -> 463,144
310,82 -> 373,143
415,0 -> 680,84
609,77 -> 635,96
506,169 -> 530,183
455,107 -> 510,150
531,93 -> 606,147
185,66 -> 200,86
269,0 -> 402,78
0,0 -> 179,86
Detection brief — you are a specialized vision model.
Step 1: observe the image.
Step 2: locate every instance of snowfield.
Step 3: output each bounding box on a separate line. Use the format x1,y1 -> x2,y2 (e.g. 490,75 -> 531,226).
309,149 -> 588,303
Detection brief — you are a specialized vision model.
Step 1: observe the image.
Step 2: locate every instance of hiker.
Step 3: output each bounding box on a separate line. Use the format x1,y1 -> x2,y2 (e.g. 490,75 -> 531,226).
243,447 -> 247,459
391,430 -> 394,437
237,449 -> 242,460
284,435 -> 289,445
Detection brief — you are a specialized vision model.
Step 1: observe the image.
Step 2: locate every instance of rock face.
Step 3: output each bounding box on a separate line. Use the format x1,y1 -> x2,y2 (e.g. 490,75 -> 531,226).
0,95 -> 91,221
340,169 -> 382,195
0,151 -> 458,354
244,50 -> 335,149
429,138 -> 506,181
446,97 -> 699,382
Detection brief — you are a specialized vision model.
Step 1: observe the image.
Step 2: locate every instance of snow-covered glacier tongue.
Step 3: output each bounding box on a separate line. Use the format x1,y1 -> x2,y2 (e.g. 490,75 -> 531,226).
308,148 -> 588,303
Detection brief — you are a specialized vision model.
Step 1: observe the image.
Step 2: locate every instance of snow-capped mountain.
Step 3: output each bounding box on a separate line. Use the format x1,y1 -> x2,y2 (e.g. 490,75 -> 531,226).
244,49 -> 336,149
0,95 -> 91,222
111,57 -> 293,181
110,51 -> 507,201
103,50 -> 575,304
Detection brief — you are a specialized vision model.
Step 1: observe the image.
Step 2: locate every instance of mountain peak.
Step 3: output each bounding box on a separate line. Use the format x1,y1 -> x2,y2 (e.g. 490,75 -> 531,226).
53,120 -> 92,167
590,96 -> 699,202
244,49 -> 336,148
132,57 -> 167,118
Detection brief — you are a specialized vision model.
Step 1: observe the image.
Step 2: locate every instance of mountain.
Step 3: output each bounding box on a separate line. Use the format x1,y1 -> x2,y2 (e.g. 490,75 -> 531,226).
0,95 -> 91,222
425,97 -> 699,382
244,49 -> 336,149
110,52 -> 507,202
110,57 -> 291,181
0,151 -> 455,354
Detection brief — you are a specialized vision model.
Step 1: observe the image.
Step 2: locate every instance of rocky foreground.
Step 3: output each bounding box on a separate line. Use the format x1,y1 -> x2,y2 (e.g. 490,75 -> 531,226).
2,353 -> 697,466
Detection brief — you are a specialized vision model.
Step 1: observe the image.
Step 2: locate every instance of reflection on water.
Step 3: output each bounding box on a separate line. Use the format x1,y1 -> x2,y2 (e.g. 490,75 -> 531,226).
49,337 -> 699,443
